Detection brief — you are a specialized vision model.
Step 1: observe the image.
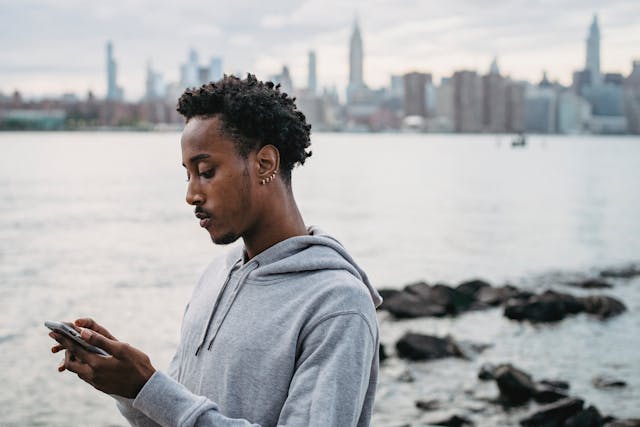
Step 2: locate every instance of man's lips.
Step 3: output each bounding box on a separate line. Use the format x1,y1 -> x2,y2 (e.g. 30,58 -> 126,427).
195,211 -> 211,228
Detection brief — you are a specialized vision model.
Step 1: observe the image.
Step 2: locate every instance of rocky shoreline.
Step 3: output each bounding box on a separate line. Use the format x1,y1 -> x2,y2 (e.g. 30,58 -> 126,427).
375,264 -> 640,427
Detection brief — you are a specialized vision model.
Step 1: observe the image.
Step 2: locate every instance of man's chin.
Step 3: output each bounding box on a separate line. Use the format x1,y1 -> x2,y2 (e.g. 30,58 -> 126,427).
211,232 -> 240,245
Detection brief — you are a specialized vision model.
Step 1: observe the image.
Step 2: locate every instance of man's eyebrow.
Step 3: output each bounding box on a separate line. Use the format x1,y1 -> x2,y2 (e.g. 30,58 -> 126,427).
182,153 -> 211,167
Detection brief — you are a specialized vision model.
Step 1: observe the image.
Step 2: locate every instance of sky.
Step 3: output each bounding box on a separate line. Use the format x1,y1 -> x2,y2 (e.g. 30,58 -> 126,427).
1,0 -> 639,100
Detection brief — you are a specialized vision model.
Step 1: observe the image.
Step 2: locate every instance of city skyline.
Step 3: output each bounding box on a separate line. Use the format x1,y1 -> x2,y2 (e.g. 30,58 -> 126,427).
1,1 -> 639,100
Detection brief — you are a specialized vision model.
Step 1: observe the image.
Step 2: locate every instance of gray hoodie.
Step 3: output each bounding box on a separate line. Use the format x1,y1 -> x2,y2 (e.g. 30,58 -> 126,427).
115,227 -> 382,427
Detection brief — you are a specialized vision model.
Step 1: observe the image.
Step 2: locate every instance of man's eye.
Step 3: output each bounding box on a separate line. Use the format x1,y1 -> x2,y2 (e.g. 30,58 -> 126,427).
199,168 -> 215,179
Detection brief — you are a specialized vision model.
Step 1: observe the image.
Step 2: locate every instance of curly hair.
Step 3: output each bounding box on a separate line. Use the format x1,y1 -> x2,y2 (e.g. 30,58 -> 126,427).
177,74 -> 312,183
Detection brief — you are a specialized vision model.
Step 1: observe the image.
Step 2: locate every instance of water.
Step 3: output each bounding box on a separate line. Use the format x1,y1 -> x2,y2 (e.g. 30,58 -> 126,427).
1,132 -> 639,426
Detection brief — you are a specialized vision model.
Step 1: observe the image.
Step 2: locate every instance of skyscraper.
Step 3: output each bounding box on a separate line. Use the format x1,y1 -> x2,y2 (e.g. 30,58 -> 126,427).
586,14 -> 601,86
106,41 -> 123,101
403,72 -> 431,117
349,20 -> 364,88
308,51 -> 317,94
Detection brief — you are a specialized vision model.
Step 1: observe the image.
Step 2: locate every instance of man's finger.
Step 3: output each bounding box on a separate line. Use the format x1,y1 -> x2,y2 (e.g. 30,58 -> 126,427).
80,329 -> 120,357
50,332 -> 95,364
75,318 -> 116,340
51,344 -> 64,353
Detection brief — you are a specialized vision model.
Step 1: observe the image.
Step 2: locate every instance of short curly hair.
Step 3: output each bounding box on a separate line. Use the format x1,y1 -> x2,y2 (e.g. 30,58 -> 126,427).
177,74 -> 312,183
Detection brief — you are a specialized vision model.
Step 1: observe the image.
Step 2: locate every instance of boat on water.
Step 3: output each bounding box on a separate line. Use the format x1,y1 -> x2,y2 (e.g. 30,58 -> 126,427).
511,133 -> 527,148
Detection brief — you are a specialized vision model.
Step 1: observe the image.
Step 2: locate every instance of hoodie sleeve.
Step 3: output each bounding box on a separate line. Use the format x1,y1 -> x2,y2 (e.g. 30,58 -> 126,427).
128,311 -> 376,427
112,343 -> 182,427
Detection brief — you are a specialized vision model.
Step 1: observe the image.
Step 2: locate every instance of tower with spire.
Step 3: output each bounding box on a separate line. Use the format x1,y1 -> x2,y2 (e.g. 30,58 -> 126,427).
347,18 -> 367,104
586,14 -> 601,86
349,19 -> 364,88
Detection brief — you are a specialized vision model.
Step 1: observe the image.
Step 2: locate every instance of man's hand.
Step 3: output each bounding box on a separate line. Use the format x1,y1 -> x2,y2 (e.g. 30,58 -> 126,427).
49,318 -> 156,399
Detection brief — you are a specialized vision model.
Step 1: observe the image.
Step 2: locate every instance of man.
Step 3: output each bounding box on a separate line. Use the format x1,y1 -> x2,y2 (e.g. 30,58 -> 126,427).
49,74 -> 382,426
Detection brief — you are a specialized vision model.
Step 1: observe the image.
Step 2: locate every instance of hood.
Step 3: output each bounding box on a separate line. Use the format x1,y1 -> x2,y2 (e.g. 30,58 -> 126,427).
228,226 -> 382,308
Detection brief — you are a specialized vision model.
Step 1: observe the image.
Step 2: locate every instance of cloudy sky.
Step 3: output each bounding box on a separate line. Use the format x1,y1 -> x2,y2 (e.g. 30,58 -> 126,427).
1,0 -> 638,100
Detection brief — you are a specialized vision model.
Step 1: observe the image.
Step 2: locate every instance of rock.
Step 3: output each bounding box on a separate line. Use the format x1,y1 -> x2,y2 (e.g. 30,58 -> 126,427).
564,405 -> 603,427
600,264 -> 640,279
431,414 -> 474,427
476,285 -> 521,306
494,364 -> 537,405
504,290 -> 585,322
538,379 -> 570,391
415,398 -> 441,411
382,281 -> 478,318
592,375 -> 627,389
379,343 -> 388,362
532,385 -> 569,404
604,419 -> 640,427
519,397 -> 584,427
407,282 -> 476,315
395,333 -> 463,361
566,278 -> 614,289
456,279 -> 492,297
382,291 -> 448,318
376,288 -> 401,310
478,363 -> 497,381
580,295 -> 626,319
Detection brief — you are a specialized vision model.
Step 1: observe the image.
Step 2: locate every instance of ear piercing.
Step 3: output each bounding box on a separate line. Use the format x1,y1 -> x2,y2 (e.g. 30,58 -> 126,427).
260,171 -> 278,185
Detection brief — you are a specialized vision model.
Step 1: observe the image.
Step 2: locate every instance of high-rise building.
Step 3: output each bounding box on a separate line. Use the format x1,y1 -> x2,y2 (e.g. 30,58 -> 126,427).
144,61 -> 165,100
506,81 -> 526,133
308,51 -> 317,94
209,57 -> 223,82
106,41 -> 123,101
453,70 -> 483,132
180,48 -> 200,89
624,60 -> 640,134
482,58 -> 507,132
347,19 -> 369,104
349,20 -> 364,88
524,84 -> 557,133
586,14 -> 601,86
403,72 -> 431,117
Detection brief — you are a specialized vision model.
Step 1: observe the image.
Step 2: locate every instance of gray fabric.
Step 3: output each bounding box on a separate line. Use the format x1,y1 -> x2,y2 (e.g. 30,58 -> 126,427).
116,226 -> 381,427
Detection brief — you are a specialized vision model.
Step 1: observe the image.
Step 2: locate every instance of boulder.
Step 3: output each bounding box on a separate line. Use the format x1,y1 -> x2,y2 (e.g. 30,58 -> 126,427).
600,265 -> 640,279
395,333 -> 463,361
431,414 -> 474,427
580,296 -> 626,319
538,379 -> 570,391
494,364 -> 537,405
415,398 -> 441,411
478,363 -> 497,381
532,385 -> 569,404
382,291 -> 448,318
456,279 -> 492,297
592,375 -> 627,389
504,290 -> 584,322
564,405 -> 603,427
604,420 -> 640,427
519,397 -> 584,427
379,343 -> 388,363
476,285 -> 522,306
566,278 -> 613,289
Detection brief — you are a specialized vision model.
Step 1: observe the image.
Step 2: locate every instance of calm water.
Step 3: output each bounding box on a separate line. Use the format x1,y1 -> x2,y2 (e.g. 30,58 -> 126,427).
1,132 -> 639,426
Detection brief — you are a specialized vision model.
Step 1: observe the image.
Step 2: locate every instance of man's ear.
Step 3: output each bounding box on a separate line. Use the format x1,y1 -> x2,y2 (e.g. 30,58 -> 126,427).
256,145 -> 280,184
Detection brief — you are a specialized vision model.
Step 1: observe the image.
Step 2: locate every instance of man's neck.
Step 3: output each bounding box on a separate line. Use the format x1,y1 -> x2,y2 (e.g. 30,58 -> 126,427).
242,190 -> 308,260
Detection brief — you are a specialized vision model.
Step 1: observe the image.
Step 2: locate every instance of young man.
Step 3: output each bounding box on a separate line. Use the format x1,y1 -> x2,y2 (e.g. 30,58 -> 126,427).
49,74 -> 382,426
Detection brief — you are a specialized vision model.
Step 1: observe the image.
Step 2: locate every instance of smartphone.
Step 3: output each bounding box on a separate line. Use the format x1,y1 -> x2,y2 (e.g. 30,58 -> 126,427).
45,320 -> 109,356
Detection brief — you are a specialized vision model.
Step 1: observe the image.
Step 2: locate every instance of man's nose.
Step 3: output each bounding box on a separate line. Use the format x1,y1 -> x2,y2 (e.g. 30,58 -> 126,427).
186,180 -> 204,205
